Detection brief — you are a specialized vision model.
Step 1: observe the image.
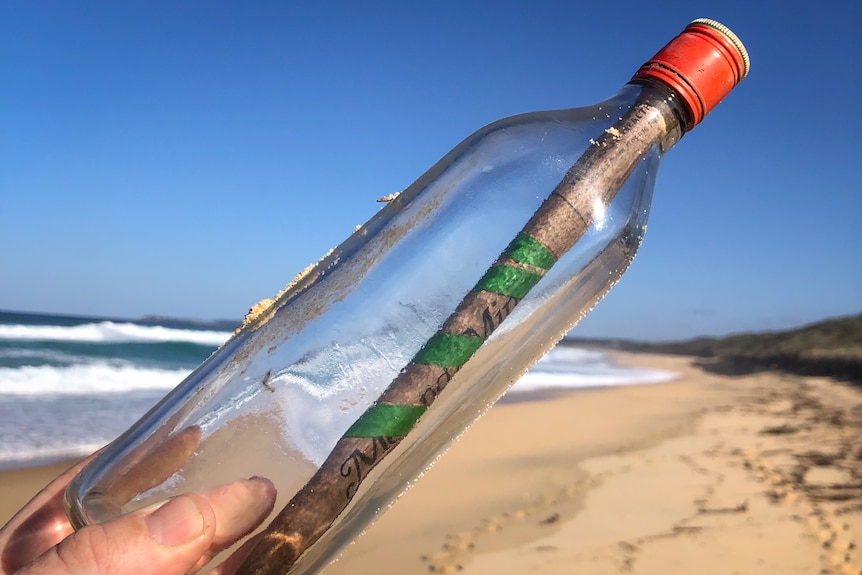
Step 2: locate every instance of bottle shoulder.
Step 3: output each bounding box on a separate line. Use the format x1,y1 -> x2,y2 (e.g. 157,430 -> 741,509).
475,84 -> 648,137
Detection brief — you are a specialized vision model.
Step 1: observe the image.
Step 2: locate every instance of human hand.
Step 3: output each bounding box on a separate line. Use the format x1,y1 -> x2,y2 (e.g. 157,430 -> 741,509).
0,457 -> 277,575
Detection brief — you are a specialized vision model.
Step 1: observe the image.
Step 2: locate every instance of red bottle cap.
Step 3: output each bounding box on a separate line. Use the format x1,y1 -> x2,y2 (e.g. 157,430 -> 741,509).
632,18 -> 750,130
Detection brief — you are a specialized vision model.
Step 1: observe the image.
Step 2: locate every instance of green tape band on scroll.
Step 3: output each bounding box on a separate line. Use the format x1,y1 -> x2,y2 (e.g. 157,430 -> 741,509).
505,233 -> 556,270
474,265 -> 543,299
344,404 -> 428,438
413,332 -> 484,367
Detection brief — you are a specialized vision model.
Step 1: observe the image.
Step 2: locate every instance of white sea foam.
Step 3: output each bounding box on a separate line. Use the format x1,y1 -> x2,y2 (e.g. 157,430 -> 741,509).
0,344 -> 678,467
0,321 -> 231,346
509,346 -> 676,393
0,362 -> 189,395
0,443 -> 108,470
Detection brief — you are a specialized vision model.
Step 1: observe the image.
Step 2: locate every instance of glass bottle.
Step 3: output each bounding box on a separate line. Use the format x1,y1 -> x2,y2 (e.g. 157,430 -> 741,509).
65,18 -> 749,575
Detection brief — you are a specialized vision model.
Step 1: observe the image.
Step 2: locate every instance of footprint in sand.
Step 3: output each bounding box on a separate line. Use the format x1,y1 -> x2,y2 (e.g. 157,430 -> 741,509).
740,390 -> 862,575
419,478 -> 596,573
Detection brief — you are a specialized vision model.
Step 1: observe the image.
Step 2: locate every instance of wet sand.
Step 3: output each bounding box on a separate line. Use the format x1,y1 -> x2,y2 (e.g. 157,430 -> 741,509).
0,460 -> 76,525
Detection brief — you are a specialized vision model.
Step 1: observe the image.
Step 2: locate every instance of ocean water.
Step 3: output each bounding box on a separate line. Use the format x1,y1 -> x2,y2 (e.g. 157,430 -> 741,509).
0,310 -> 675,469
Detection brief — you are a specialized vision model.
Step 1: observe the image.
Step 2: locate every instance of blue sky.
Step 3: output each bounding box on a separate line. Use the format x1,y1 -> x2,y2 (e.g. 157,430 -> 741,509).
2,1 -> 860,341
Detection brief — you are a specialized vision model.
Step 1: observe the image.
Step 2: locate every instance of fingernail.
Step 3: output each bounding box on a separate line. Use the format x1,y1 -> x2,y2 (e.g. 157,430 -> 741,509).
145,495 -> 206,547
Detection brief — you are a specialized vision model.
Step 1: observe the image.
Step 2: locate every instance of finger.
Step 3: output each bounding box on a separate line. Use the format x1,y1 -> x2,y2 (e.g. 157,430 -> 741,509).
0,455 -> 96,573
104,425 -> 202,506
4,473 -> 276,575
192,477 -> 277,571
20,493 -> 217,575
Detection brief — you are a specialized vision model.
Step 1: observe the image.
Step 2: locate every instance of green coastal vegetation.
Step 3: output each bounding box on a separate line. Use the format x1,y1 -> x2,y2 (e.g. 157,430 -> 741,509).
568,313 -> 862,384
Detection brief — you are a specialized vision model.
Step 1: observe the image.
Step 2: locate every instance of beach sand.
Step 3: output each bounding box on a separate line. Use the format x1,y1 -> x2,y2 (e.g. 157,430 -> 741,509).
2,352 -> 861,574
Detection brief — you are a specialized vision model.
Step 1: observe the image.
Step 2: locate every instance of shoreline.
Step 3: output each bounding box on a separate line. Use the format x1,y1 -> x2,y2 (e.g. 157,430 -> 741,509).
0,348 -> 673,525
3,351 -> 860,574
0,452 -> 93,473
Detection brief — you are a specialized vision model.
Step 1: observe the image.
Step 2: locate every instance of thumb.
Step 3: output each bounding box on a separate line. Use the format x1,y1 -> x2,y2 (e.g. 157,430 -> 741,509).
23,494 -> 216,575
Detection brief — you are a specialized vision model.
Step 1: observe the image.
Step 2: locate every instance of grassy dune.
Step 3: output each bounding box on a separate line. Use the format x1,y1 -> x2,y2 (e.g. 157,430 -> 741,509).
570,313 -> 862,384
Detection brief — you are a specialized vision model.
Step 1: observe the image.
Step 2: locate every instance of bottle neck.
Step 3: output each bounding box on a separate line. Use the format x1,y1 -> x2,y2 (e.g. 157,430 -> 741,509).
628,79 -> 691,153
